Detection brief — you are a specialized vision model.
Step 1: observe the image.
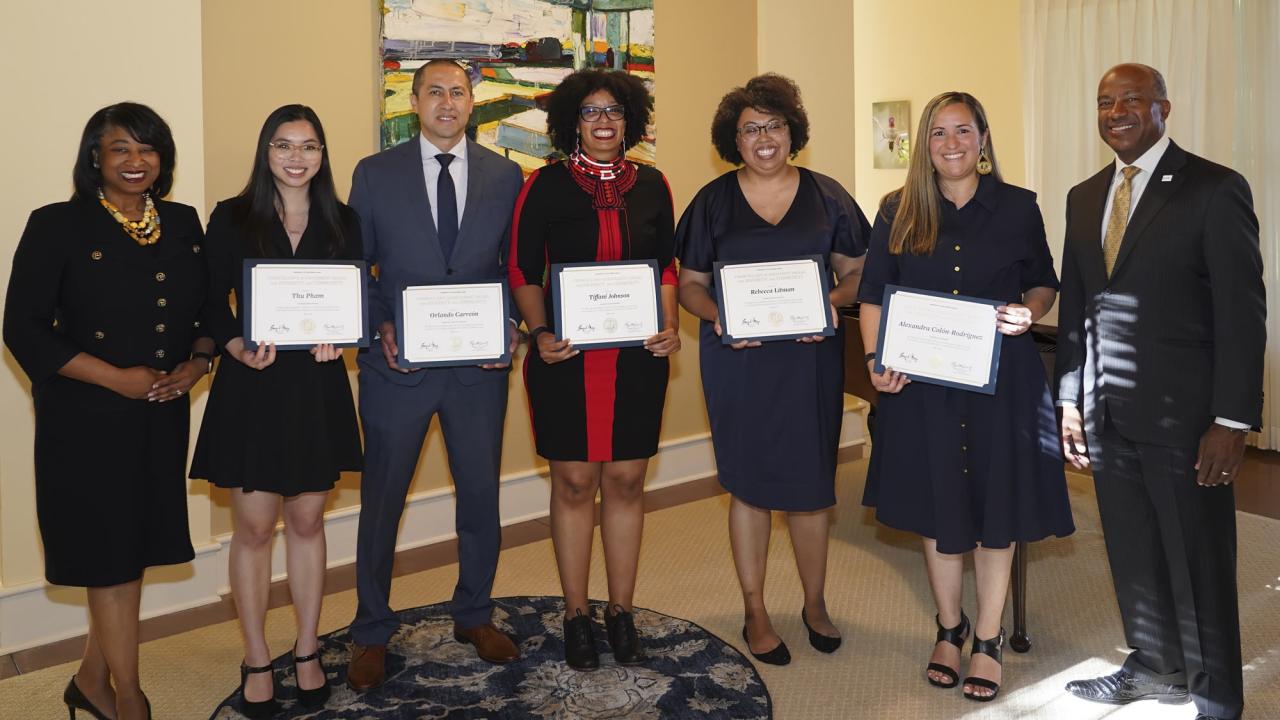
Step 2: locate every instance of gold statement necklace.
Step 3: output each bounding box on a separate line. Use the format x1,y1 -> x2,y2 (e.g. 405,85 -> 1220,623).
98,188 -> 161,246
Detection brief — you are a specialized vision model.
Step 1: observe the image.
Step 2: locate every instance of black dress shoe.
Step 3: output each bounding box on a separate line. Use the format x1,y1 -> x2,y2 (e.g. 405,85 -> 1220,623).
238,661 -> 280,719
604,604 -> 646,665
800,608 -> 841,653
1065,668 -> 1190,705
293,645 -> 331,709
741,625 -> 791,666
63,676 -> 110,720
563,608 -> 600,671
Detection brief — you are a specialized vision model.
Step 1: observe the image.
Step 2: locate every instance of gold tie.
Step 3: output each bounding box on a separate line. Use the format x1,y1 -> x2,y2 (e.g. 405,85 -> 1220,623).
1103,165 -> 1141,276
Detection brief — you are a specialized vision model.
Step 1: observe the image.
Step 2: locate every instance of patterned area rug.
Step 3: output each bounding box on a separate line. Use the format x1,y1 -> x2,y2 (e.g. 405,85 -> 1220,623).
210,595 -> 771,719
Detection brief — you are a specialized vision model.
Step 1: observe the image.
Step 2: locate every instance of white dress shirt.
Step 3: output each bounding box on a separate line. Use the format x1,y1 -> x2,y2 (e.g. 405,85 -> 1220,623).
418,134 -> 468,231
1063,133 -> 1246,430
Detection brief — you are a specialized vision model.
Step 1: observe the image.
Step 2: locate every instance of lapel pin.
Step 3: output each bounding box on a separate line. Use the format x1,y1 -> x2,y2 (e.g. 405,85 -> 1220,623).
1161,174 -> 1173,182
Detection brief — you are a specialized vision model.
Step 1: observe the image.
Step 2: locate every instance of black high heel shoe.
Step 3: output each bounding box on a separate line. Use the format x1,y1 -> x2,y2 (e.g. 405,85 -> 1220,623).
238,660 -> 280,719
63,676 -> 109,720
741,625 -> 791,666
604,604 -> 646,665
293,644 -> 331,709
927,610 -> 970,689
563,608 -> 600,671
962,628 -> 1005,702
800,608 -> 842,653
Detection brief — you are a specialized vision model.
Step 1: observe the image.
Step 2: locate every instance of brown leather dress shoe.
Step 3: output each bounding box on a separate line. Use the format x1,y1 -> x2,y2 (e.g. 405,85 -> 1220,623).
453,623 -> 520,664
346,643 -> 387,692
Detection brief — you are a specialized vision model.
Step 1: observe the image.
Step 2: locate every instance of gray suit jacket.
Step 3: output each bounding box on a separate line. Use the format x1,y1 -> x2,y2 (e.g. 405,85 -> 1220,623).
1055,141 -> 1265,447
350,137 -> 524,387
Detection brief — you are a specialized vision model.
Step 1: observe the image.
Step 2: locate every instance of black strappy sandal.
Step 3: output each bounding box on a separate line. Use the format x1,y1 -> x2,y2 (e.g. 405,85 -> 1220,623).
963,628 -> 1005,702
926,610 -> 970,689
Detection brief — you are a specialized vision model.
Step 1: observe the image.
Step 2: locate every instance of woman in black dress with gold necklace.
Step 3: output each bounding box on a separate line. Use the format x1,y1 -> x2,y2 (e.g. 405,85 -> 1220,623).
510,70 -> 679,671
190,105 -> 362,716
4,102 -> 211,720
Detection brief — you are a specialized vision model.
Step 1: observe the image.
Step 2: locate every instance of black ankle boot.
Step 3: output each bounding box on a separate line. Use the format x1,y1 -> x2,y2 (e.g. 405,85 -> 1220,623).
604,604 -> 646,665
563,608 -> 600,671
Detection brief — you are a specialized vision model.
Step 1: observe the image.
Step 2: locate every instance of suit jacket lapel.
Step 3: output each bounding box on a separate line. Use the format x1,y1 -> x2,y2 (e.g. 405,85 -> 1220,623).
1076,167 -> 1111,286
398,139 -> 442,263
456,142 -> 486,253
1111,141 -> 1188,277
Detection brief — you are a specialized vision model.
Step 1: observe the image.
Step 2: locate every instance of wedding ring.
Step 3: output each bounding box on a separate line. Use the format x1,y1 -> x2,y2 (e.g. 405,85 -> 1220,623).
1220,470 -> 1231,476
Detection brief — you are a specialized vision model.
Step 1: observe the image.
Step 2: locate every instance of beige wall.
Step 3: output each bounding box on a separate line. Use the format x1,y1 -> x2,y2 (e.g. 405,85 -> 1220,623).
0,1 -> 208,586
198,0 -> 754,535
852,0 -> 1026,210
757,0 -> 857,191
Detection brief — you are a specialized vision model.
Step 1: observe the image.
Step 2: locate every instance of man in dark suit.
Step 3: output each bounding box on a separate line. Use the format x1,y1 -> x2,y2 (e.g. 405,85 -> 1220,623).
345,59 -> 524,691
1055,63 -> 1265,720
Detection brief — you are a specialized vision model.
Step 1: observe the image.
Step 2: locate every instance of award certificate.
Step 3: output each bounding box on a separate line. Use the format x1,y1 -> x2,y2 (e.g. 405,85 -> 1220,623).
396,281 -> 511,368
243,260 -> 369,350
713,255 -> 834,343
873,285 -> 1002,394
550,260 -> 661,349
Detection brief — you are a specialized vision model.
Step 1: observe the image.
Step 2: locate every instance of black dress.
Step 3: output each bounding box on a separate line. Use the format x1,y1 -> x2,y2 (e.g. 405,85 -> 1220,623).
190,197 -> 363,495
509,161 -> 676,461
857,175 -> 1075,553
3,198 -> 206,587
676,169 -> 870,511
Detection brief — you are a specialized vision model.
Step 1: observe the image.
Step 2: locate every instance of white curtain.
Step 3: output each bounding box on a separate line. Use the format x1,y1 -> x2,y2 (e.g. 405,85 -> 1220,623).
1022,0 -> 1280,448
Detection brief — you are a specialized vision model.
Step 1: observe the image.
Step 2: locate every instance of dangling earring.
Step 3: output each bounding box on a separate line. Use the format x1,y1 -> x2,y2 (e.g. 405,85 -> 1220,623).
976,146 -> 993,176
574,129 -> 581,156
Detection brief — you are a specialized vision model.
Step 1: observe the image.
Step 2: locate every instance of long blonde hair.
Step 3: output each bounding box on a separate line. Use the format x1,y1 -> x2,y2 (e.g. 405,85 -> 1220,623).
886,92 -> 1001,256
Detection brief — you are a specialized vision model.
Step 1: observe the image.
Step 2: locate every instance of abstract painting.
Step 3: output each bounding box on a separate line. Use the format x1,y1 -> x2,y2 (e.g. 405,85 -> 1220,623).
871,100 -> 911,169
380,0 -> 656,173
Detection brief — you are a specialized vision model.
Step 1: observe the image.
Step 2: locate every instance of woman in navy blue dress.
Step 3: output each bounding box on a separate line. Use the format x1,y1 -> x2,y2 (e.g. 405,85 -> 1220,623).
677,75 -> 869,666
858,92 -> 1074,702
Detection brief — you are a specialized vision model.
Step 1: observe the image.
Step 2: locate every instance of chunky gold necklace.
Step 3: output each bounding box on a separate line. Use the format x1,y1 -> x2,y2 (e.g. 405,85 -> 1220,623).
98,189 -> 161,246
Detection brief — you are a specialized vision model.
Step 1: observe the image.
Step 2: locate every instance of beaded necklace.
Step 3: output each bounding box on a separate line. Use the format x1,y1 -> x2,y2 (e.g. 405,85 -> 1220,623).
98,188 -> 161,246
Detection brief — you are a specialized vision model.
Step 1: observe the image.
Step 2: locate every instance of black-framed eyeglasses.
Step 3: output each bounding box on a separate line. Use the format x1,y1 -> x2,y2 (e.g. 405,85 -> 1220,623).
737,119 -> 788,139
579,104 -> 626,122
268,141 -> 324,157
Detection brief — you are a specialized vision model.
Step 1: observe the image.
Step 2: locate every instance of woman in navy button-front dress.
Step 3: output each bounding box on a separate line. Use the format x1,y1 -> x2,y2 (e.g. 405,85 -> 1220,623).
858,92 -> 1074,702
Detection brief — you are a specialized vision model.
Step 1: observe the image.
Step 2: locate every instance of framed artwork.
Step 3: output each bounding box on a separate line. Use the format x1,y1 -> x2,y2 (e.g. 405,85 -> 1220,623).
380,0 -> 656,175
872,100 -> 911,169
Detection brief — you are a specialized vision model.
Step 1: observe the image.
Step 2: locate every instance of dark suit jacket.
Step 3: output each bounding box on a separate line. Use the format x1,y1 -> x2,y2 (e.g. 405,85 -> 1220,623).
1055,140 -> 1265,447
4,198 -> 208,410
349,137 -> 524,387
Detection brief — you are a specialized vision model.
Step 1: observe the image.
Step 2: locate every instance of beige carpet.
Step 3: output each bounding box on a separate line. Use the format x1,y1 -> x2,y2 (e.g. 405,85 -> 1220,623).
3,458 -> 1277,719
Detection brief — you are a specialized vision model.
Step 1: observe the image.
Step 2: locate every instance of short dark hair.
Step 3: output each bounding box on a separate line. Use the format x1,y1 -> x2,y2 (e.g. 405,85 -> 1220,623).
72,102 -> 177,200
710,73 -> 810,165
544,69 -> 652,156
411,59 -> 472,96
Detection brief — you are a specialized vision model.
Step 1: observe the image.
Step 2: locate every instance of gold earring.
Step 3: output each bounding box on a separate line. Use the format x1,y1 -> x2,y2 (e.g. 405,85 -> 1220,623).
976,148 -> 992,175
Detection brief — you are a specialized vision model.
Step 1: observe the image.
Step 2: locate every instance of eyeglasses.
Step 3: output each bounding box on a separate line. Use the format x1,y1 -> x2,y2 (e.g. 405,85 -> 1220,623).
738,119 -> 788,139
579,104 -> 626,122
268,141 -> 324,157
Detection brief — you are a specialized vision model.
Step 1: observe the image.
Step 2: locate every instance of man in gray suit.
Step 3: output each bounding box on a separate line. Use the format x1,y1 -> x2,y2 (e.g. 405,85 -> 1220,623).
345,59 -> 524,691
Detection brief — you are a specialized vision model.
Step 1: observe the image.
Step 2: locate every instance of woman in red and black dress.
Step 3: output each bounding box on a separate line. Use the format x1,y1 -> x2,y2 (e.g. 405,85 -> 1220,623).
510,69 -> 679,671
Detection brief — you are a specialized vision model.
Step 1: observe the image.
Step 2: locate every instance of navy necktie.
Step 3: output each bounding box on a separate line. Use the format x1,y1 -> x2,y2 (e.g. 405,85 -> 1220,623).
435,153 -> 458,260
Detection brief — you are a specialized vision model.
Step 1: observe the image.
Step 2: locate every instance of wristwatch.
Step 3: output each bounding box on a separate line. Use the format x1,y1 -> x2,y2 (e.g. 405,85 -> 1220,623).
191,350 -> 215,374
529,325 -> 553,342
864,352 -> 876,363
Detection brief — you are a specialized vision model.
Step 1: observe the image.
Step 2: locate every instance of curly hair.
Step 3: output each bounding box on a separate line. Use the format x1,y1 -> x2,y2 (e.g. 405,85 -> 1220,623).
710,73 -> 810,165
544,69 -> 652,156
72,102 -> 177,200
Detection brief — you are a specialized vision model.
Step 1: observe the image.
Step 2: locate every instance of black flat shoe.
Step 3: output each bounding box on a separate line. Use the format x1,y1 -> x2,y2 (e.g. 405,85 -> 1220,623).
238,660 -> 280,719
604,604 -> 646,665
741,625 -> 791,666
563,608 -> 600,671
963,628 -> 1004,702
63,676 -> 110,720
293,645 -> 331,709
800,608 -> 841,653
1064,667 -> 1190,705
926,611 -> 970,689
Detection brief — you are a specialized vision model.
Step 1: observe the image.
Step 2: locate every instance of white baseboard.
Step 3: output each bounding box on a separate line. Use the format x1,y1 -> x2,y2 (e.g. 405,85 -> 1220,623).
0,401 -> 866,655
